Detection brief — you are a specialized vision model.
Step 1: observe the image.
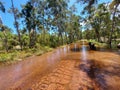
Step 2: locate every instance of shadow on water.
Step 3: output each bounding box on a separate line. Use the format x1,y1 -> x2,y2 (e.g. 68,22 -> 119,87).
78,60 -> 107,89
77,59 -> 120,90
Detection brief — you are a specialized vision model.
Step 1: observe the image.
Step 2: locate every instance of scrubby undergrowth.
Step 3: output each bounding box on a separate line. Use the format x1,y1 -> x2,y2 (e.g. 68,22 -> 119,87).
0,45 -> 53,66
88,39 -> 119,49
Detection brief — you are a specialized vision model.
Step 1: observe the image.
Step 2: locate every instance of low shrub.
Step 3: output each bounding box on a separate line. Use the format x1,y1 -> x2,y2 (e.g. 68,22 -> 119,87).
35,50 -> 44,56
0,45 -> 53,64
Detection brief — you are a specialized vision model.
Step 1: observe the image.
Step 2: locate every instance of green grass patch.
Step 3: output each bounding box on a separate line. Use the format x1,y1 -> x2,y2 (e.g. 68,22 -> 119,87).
35,50 -> 44,56
0,45 -> 53,65
88,39 -> 119,49
88,39 -> 108,48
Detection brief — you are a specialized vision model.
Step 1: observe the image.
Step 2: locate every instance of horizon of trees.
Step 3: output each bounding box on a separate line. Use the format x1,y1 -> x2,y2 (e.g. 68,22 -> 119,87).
0,0 -> 120,52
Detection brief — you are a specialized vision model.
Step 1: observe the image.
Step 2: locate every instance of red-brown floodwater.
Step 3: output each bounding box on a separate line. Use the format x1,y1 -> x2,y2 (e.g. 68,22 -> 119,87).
0,42 -> 120,90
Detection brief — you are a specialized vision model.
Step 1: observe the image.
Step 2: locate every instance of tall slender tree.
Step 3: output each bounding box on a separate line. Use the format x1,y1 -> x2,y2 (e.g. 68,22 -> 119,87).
11,0 -> 22,50
21,1 -> 37,48
47,0 -> 68,45
109,0 -> 120,48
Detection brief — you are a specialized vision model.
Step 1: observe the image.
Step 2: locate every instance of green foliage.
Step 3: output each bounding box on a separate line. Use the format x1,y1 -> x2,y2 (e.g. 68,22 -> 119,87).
35,50 -> 44,56
49,35 -> 59,48
0,0 -> 120,64
0,54 -> 11,62
0,52 -> 17,62
88,39 -> 108,48
0,51 -> 32,63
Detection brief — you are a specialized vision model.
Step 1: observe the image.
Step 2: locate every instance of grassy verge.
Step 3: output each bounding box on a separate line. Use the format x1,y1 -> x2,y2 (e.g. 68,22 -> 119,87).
88,39 -> 119,49
88,39 -> 108,48
0,46 -> 53,65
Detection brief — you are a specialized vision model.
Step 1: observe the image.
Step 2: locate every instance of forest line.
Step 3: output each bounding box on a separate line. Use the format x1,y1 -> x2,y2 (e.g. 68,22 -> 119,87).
0,0 -> 120,63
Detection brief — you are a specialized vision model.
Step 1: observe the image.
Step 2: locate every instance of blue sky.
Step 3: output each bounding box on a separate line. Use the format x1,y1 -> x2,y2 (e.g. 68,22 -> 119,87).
0,0 -> 111,32
0,0 -> 28,31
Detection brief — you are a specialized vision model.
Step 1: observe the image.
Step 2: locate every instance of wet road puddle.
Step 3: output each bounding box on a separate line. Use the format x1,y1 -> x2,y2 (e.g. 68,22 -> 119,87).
0,42 -> 120,90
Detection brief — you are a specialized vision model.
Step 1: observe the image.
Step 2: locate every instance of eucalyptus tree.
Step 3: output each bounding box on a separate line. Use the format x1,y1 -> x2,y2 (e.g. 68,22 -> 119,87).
85,6 -> 101,42
36,0 -> 51,45
67,5 -> 82,42
76,0 -> 101,41
21,1 -> 38,48
83,3 -> 111,43
66,14 -> 82,43
47,0 -> 68,45
10,0 -> 22,50
97,4 -> 111,42
109,0 -> 120,48
95,3 -> 111,42
73,15 -> 82,40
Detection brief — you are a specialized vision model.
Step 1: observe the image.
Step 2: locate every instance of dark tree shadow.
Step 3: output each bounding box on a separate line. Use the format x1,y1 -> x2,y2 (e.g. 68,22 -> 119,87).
76,59 -> 120,90
77,60 -> 106,89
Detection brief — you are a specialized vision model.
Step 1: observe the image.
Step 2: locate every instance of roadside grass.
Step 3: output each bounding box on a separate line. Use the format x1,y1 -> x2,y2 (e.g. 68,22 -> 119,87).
88,39 -> 119,49
35,46 -> 53,56
0,46 -> 53,65
88,39 -> 108,48
0,51 -> 32,64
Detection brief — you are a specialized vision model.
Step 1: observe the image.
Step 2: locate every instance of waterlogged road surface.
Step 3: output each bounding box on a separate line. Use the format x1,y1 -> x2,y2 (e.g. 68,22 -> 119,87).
0,42 -> 120,90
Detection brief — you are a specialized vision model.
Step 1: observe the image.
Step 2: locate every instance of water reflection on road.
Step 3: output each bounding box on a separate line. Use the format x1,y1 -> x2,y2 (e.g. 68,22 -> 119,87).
0,42 -> 120,90
81,45 -> 87,61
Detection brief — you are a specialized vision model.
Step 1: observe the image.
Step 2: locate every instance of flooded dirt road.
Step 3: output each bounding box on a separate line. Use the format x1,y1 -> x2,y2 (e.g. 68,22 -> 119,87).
0,42 -> 120,90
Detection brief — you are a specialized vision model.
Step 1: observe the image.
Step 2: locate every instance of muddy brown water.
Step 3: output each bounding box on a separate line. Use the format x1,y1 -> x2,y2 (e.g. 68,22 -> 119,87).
0,42 -> 120,90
